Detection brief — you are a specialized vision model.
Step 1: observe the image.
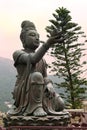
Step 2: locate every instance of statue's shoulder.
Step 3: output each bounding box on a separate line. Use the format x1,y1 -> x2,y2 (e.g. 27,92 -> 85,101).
13,49 -> 25,61
13,49 -> 25,56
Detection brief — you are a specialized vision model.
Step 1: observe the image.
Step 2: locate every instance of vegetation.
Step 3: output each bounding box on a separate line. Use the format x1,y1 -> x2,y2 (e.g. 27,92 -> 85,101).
46,7 -> 87,109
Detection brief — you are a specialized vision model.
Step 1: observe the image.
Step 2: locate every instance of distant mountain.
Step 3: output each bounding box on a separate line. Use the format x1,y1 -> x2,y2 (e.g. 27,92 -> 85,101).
0,57 -> 16,112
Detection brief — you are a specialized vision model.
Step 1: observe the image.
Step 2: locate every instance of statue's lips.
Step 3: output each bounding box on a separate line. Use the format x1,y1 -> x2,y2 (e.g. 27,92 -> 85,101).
34,41 -> 40,46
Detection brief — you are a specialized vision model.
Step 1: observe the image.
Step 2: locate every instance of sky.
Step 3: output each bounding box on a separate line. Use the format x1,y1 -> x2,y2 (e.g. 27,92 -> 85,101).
0,0 -> 87,60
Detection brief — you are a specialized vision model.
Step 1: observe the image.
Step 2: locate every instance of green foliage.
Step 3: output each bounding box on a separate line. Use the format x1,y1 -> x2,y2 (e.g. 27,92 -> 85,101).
46,7 -> 87,109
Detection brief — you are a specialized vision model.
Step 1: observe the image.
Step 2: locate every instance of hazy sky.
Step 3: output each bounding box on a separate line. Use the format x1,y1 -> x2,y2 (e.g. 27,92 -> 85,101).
0,0 -> 87,59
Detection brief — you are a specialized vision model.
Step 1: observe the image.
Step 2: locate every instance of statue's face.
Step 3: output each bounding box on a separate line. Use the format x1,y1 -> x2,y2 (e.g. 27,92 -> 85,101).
25,29 -> 40,50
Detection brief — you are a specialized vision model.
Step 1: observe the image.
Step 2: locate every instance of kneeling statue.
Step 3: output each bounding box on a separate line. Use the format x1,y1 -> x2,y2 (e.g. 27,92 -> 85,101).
8,20 -> 67,117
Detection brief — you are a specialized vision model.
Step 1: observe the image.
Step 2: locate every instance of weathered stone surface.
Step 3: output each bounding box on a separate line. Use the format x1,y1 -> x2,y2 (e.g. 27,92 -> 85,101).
3,113 -> 71,127
8,20 -> 67,117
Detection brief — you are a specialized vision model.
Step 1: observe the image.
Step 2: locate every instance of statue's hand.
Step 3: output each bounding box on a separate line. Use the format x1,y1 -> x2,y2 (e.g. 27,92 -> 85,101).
44,83 -> 56,99
47,35 -> 64,45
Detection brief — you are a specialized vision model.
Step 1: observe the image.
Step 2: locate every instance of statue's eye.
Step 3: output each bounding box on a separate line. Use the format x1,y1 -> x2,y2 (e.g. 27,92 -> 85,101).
30,33 -> 36,36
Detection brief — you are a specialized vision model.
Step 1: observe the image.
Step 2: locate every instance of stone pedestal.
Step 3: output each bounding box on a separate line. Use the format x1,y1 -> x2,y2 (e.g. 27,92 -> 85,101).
3,113 -> 71,128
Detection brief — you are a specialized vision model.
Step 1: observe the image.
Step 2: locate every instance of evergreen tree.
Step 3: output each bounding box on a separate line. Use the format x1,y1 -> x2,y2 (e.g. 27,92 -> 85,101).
46,7 -> 87,109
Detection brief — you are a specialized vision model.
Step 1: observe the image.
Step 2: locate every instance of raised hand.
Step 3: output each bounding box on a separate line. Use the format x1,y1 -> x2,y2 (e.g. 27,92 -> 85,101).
46,35 -> 64,45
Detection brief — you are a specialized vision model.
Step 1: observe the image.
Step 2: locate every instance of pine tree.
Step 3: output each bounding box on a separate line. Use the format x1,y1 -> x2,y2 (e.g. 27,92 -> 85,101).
46,7 -> 87,109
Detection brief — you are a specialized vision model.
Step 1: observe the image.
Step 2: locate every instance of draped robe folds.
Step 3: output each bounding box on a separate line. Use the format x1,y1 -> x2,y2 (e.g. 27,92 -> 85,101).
12,49 -> 65,115
12,49 -> 47,115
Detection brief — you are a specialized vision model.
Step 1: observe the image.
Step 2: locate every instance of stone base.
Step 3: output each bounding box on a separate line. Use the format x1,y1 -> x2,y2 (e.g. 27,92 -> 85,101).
3,113 -> 71,127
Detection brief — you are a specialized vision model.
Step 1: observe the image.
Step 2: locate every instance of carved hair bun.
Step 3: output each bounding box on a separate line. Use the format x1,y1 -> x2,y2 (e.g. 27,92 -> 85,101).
21,20 -> 36,30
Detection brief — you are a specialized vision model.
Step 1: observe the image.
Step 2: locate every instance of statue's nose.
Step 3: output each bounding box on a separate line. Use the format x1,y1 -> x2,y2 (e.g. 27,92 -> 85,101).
36,36 -> 39,40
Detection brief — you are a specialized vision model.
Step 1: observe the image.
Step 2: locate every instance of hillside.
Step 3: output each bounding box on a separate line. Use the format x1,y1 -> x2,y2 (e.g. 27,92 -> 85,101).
0,57 -> 16,112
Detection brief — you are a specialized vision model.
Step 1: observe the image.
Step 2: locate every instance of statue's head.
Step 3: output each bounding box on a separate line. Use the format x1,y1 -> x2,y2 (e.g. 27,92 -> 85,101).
20,20 -> 40,50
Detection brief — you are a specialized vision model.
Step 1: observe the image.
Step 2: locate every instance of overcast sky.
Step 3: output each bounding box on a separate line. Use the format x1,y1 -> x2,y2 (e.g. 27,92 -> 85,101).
0,0 -> 87,59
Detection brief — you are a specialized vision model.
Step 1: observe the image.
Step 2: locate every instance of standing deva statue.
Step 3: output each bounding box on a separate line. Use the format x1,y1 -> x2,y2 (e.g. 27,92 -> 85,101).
8,20 -> 67,117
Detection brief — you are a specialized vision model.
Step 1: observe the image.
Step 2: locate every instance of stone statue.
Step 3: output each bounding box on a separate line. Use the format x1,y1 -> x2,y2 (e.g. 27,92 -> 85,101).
8,20 -> 66,117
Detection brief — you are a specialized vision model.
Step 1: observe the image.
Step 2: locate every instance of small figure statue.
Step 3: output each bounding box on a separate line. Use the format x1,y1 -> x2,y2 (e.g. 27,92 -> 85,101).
8,20 -> 66,117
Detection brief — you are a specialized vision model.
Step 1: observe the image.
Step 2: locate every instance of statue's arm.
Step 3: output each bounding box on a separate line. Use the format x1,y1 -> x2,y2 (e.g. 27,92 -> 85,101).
30,43 -> 50,64
13,35 -> 64,65
13,43 -> 50,65
30,35 -> 64,64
